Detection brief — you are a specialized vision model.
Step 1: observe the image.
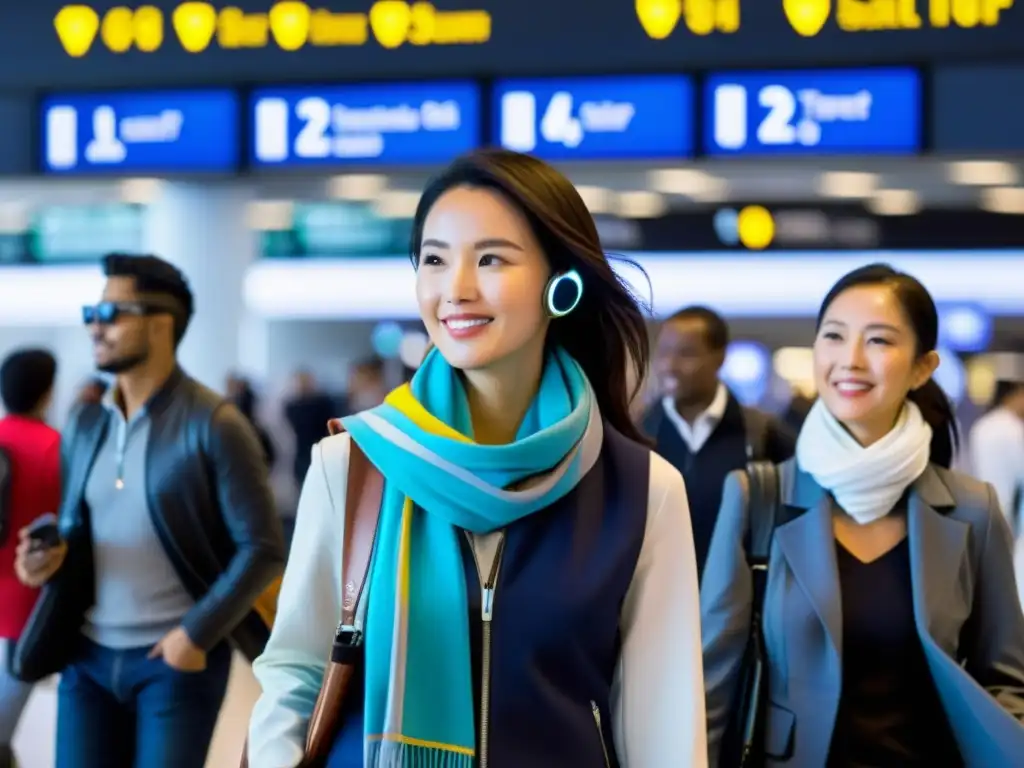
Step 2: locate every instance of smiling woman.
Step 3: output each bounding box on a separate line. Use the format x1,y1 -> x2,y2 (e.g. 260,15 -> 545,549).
409,148 -> 651,445
248,148 -> 708,768
702,262 -> 1024,768
811,263 -> 957,466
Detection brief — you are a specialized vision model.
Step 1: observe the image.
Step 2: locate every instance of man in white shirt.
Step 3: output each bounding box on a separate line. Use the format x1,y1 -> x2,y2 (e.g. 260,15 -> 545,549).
970,380 -> 1024,537
641,306 -> 795,579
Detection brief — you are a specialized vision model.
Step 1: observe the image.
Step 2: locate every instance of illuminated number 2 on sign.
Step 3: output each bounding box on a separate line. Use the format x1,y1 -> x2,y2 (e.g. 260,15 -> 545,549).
295,97 -> 331,158
756,85 -> 796,145
714,84 -> 819,150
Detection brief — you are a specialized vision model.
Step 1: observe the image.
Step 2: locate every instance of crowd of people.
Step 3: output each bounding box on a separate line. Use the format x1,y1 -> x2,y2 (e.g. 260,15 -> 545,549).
0,148 -> 1021,767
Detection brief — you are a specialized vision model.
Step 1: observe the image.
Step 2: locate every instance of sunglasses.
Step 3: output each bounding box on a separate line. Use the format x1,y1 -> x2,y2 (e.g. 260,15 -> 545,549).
82,301 -> 173,326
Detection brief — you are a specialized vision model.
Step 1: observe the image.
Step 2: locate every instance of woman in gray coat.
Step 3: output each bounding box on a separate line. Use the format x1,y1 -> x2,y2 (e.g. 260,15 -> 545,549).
702,264 -> 1024,767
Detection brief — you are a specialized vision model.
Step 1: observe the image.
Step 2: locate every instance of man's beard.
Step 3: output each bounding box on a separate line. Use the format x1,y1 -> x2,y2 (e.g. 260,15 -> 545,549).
96,349 -> 148,374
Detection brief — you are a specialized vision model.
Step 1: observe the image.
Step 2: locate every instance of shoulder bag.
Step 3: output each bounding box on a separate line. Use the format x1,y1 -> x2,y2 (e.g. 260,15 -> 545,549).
242,423 -> 383,768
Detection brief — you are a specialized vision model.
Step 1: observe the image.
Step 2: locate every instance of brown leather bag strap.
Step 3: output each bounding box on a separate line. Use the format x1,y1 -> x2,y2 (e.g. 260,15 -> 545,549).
301,422 -> 384,763
240,427 -> 383,768
334,421 -> 384,632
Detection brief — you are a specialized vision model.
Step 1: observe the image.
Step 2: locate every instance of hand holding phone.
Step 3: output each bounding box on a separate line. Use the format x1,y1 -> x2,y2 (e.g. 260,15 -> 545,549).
25,513 -> 61,550
15,514 -> 67,588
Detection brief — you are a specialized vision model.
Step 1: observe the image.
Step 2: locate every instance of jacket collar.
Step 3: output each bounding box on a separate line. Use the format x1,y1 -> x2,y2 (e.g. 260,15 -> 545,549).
104,366 -> 187,419
782,461 -> 956,513
147,366 -> 187,416
774,462 -> 962,659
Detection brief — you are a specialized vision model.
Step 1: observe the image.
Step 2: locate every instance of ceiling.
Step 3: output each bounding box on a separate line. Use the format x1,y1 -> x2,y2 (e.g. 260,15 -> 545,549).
246,156 -> 1024,212
2,156 -> 1023,213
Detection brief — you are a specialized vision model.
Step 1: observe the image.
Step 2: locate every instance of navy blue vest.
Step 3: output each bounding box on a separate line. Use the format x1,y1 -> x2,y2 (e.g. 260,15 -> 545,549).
327,423 -> 650,767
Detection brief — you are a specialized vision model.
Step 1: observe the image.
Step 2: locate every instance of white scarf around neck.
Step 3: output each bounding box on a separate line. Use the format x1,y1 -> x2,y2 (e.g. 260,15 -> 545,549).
795,398 -> 932,525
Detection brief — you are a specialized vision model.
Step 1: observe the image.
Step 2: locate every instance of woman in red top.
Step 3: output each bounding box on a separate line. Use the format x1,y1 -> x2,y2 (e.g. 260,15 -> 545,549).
0,348 -> 60,767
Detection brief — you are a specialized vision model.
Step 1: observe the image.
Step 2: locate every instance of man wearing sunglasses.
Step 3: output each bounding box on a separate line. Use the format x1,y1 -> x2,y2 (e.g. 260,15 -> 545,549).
13,253 -> 285,768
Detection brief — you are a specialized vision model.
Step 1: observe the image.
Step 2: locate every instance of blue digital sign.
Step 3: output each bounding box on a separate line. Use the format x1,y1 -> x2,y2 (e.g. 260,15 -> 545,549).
41,89 -> 239,173
704,68 -> 921,156
492,75 -> 694,160
250,82 -> 480,167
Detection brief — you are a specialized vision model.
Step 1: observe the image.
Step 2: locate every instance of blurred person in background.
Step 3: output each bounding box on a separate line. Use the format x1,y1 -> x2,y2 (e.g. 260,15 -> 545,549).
970,379 -> 1024,538
75,377 -> 109,408
344,357 -> 387,413
228,373 -> 277,469
703,264 -> 1024,767
14,253 -> 285,768
642,306 -> 795,579
283,369 -> 336,491
249,149 -> 706,767
0,348 -> 60,768
781,386 -> 814,435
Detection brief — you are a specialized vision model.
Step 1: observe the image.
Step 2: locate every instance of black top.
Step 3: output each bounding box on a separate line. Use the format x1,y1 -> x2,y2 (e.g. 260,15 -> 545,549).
828,538 -> 962,767
640,393 -> 794,579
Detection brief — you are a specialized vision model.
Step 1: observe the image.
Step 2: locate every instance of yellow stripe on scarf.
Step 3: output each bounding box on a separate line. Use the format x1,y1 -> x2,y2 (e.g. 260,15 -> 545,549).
397,498 -> 414,603
367,732 -> 476,756
385,384 -> 474,444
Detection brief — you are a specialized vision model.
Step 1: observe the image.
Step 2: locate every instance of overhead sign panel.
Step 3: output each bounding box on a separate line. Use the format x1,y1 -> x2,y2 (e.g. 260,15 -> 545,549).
704,67 -> 921,155
492,75 -> 694,160
250,81 -> 480,166
40,88 -> 239,173
17,2 -> 1021,90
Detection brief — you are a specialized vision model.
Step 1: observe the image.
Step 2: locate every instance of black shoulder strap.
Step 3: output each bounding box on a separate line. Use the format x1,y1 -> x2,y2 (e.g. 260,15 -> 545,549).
745,460 -> 780,563
0,447 -> 11,547
742,407 -> 771,462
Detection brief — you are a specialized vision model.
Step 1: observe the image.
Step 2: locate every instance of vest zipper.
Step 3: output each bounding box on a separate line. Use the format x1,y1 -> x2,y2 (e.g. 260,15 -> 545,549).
591,700 -> 611,768
465,531 -> 506,768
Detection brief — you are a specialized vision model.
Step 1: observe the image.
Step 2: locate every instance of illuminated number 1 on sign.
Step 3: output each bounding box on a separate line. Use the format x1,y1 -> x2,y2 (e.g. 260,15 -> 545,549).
295,97 -> 331,158
713,84 -> 748,149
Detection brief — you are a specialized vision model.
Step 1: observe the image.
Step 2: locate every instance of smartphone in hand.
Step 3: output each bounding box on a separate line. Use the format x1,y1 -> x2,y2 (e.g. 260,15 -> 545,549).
25,513 -> 61,551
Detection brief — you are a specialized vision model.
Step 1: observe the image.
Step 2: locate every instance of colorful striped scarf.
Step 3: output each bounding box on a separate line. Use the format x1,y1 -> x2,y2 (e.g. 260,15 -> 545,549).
341,346 -> 601,767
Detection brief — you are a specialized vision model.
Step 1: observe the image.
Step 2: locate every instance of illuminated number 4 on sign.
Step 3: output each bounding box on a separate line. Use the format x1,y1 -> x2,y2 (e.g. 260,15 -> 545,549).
499,91 -> 583,152
540,93 -> 583,148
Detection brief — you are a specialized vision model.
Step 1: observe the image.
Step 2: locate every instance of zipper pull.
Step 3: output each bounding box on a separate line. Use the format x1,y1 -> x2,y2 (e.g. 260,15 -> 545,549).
482,586 -> 494,622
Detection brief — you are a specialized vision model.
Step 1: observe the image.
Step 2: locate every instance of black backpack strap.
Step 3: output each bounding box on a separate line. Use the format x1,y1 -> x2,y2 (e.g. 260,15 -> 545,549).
0,447 -> 11,547
742,407 -> 771,463
746,460 -> 779,560
745,460 -> 780,598
728,459 -> 781,760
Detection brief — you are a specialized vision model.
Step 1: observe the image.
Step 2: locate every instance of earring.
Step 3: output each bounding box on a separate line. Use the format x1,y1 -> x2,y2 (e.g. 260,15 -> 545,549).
545,269 -> 583,318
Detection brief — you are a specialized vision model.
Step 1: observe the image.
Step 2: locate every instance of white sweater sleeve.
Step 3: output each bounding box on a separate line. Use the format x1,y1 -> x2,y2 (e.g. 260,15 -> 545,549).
248,435 -> 350,768
611,453 -> 708,768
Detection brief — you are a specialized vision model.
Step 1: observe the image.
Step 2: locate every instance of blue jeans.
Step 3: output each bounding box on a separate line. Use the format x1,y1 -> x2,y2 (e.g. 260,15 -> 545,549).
56,638 -> 231,768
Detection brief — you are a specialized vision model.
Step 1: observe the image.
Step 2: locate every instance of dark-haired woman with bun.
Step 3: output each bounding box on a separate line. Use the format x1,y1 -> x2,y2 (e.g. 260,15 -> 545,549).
249,149 -> 707,767
702,264 -> 1024,766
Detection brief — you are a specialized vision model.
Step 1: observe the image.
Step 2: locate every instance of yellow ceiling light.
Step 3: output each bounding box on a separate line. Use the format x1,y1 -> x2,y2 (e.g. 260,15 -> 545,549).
736,205 -> 774,250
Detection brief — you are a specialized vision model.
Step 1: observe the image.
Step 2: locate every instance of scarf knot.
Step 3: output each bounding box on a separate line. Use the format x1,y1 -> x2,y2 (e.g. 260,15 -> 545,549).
795,399 -> 932,525
340,346 -> 601,766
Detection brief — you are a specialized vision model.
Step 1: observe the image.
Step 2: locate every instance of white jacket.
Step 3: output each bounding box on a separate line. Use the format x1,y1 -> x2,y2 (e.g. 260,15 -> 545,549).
248,433 -> 707,767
